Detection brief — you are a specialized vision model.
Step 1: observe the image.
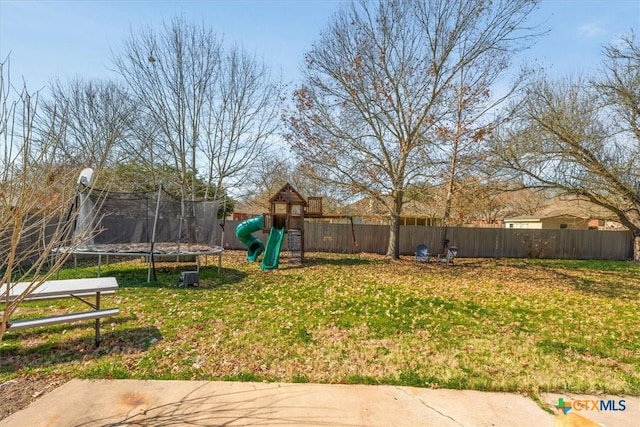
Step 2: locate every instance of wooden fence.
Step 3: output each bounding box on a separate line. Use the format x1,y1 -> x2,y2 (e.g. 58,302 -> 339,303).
221,220 -> 634,260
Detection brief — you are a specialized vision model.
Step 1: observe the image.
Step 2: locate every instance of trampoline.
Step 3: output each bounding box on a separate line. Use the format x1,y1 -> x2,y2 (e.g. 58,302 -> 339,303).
61,179 -> 224,282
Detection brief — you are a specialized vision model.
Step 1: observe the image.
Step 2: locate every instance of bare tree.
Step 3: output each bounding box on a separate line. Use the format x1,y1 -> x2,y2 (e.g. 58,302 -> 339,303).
286,0 -> 541,258
236,152 -> 345,217
203,45 -> 285,201
491,34 -> 640,261
0,58 -> 103,340
431,59 -> 537,249
113,17 -> 222,202
444,177 -> 503,225
113,18 -> 283,204
235,153 -> 294,213
503,188 -> 551,217
117,110 -> 175,190
40,78 -> 135,171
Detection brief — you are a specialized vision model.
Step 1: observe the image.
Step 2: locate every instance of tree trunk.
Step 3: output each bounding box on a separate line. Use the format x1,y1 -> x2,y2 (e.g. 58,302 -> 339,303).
633,231 -> 640,263
442,76 -> 463,254
386,190 -> 403,259
387,212 -> 400,259
441,183 -> 453,254
0,321 -> 7,342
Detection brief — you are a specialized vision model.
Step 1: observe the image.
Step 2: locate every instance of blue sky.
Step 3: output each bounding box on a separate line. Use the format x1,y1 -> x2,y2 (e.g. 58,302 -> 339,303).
0,0 -> 638,94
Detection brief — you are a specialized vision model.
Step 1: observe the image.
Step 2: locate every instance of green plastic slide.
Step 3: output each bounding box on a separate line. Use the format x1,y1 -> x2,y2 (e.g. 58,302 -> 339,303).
235,216 -> 265,262
261,227 -> 285,270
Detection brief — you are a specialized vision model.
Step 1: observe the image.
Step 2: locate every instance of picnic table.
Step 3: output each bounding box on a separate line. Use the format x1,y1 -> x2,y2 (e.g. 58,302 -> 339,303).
1,277 -> 119,346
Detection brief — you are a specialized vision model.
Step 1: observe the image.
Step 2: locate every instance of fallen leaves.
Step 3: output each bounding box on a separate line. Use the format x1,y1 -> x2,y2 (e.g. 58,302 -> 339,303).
2,251 -> 639,397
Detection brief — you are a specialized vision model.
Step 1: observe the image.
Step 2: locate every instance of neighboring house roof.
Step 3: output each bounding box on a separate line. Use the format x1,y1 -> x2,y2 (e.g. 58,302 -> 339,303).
536,201 -> 592,219
503,216 -> 541,222
504,214 -> 586,222
505,198 -> 615,221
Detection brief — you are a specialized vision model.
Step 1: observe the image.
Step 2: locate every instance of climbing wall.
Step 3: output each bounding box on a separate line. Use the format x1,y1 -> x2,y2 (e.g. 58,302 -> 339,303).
287,230 -> 303,264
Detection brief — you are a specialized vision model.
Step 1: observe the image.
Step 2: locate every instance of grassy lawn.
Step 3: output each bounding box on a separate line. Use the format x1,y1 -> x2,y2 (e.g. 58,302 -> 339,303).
1,251 -> 639,396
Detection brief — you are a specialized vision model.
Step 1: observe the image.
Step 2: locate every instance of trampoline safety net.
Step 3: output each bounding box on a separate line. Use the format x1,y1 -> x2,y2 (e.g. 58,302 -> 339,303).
74,186 -> 221,254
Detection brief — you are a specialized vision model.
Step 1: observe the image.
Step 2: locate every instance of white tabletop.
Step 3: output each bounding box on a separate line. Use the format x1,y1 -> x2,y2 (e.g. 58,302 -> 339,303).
1,277 -> 118,301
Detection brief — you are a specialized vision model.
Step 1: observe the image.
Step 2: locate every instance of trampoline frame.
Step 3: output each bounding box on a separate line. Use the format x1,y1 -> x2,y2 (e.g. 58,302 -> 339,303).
59,245 -> 223,282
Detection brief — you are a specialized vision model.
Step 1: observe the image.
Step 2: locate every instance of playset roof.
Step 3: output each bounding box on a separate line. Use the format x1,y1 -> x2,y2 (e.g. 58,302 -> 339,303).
269,182 -> 307,206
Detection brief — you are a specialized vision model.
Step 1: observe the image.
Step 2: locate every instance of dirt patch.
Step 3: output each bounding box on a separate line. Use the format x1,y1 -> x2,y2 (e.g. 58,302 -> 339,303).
0,373 -> 70,420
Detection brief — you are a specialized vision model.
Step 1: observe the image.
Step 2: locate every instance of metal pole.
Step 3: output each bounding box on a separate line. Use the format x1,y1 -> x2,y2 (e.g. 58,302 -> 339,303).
94,291 -> 101,347
218,197 -> 226,272
148,183 -> 162,282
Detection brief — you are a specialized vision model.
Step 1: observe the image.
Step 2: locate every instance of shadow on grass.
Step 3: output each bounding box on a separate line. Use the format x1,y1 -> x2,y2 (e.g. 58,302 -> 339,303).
539,267 -> 640,299
87,265 -> 248,289
504,258 -> 639,273
302,255 -> 374,267
483,259 -> 640,299
533,259 -> 639,273
0,325 -> 161,374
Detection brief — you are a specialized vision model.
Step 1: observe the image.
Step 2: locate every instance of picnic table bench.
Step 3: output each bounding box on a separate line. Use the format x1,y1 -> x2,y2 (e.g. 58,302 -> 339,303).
1,277 -> 119,346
